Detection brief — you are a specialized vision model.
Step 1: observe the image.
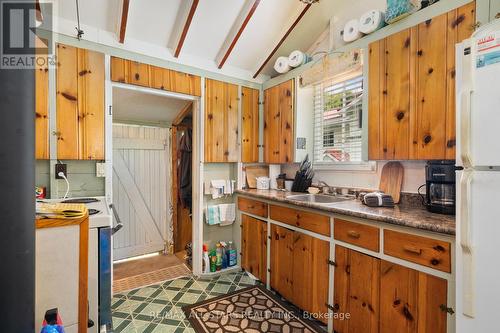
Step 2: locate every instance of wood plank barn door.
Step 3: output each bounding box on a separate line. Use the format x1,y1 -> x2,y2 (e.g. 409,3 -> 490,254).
112,124 -> 172,260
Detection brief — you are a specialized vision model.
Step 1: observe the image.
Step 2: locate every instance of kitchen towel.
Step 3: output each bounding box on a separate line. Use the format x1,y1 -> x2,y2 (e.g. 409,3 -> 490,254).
274,56 -> 292,74
219,203 -> 236,226
205,206 -> 220,225
343,19 -> 363,43
288,50 -> 311,68
359,10 -> 386,34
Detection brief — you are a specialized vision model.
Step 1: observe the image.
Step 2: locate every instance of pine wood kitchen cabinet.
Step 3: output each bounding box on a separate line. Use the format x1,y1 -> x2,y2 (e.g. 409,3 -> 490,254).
35,38 -> 49,160
333,246 -> 380,333
270,224 -> 329,324
368,2 -> 476,160
127,60 -> 150,87
241,86 -> 260,163
56,44 -> 105,160
204,78 -> 239,162
241,214 -> 267,283
379,260 -> 448,333
264,79 -> 294,163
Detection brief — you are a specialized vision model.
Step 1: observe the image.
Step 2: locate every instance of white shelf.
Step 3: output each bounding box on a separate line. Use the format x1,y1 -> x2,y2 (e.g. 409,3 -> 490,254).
199,265 -> 241,277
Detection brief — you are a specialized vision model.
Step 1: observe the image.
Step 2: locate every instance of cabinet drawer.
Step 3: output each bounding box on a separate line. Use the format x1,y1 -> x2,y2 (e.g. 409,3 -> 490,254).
384,230 -> 451,273
238,197 -> 268,218
270,205 -> 330,236
334,219 -> 380,252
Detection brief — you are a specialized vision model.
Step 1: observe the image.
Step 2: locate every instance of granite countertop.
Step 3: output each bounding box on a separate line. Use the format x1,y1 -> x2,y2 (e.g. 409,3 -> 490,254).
236,189 -> 456,236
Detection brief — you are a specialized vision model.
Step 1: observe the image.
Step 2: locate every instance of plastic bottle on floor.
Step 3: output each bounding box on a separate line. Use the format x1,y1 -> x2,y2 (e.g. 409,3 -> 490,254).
203,244 -> 210,274
209,249 -> 217,273
215,243 -> 223,271
227,241 -> 237,267
220,241 -> 228,269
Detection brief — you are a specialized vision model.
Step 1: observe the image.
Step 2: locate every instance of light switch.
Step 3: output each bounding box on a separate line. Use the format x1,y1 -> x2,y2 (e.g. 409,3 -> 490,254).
96,162 -> 106,178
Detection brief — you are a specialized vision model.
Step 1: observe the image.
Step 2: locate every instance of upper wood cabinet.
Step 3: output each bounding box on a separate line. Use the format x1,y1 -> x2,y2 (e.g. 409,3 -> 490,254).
368,2 -> 476,160
241,87 -> 260,163
204,79 -> 239,162
110,57 -> 201,97
56,44 -> 105,160
270,224 -> 329,324
35,38 -> 49,160
264,79 -> 294,163
241,214 -> 267,283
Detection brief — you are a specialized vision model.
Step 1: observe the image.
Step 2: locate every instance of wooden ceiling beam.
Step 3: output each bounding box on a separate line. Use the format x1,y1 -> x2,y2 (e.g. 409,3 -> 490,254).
169,0 -> 199,58
173,102 -> 193,126
215,0 -> 261,69
118,0 -> 130,43
253,4 -> 311,78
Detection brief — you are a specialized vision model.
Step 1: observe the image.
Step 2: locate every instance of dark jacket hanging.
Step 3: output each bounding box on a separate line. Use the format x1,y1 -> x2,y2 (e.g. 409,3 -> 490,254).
178,129 -> 192,209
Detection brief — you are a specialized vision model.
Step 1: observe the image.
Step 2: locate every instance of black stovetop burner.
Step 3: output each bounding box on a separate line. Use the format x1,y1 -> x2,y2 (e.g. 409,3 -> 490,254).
88,209 -> 100,216
61,198 -> 99,204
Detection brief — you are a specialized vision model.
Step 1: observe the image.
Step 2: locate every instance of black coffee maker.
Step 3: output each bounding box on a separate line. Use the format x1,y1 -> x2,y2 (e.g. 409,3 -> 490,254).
424,161 -> 456,215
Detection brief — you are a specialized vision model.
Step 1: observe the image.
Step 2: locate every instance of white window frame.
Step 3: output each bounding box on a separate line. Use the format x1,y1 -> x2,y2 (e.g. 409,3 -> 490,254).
312,52 -> 375,172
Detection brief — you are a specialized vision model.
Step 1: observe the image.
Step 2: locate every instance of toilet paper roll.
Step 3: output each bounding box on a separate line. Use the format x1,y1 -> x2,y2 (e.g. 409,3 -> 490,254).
274,56 -> 291,74
343,19 -> 363,43
359,10 -> 385,34
288,50 -> 310,68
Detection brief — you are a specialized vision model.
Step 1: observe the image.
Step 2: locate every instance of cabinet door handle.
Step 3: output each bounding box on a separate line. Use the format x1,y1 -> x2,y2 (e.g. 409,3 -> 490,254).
347,230 -> 361,239
403,245 -> 422,255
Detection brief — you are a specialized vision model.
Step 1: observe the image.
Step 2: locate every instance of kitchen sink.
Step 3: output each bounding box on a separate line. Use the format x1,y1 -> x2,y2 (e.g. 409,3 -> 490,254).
286,193 -> 354,204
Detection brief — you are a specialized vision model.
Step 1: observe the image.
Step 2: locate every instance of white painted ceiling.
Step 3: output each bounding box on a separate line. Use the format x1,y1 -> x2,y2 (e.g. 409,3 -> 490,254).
112,87 -> 190,123
46,0 -> 338,81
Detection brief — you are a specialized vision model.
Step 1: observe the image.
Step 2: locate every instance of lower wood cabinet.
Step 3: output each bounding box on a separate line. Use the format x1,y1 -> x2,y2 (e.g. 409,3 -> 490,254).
270,224 -> 329,324
241,214 -> 267,283
334,246 -> 380,333
333,245 -> 448,333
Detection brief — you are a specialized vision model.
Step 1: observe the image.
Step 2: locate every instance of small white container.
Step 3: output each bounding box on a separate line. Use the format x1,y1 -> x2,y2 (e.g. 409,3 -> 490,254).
285,180 -> 294,192
256,177 -> 270,190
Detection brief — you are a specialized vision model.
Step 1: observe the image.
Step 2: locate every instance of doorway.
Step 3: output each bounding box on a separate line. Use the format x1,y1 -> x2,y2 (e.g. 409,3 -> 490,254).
110,84 -> 195,292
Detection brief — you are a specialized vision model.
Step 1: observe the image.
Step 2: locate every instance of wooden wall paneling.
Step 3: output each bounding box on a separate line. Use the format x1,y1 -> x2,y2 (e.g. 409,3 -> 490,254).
270,225 -> 294,301
241,87 -> 259,162
279,79 -> 294,163
225,83 -> 239,162
78,49 -> 105,160
384,29 -> 412,159
56,43 -> 79,159
170,71 -> 201,96
110,56 -> 128,83
413,14 -> 448,159
204,79 -> 226,162
150,66 -> 172,91
127,60 -> 150,87
456,1 -> 476,43
380,260 -> 419,333
263,86 -> 281,163
35,37 -> 49,159
171,126 -> 179,251
368,40 -> 382,160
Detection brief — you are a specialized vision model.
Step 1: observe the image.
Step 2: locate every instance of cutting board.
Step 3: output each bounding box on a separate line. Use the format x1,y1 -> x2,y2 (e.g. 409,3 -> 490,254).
245,165 -> 269,189
379,162 -> 404,204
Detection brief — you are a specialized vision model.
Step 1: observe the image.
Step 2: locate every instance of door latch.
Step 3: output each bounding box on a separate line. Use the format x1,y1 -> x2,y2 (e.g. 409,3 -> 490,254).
440,304 -> 455,315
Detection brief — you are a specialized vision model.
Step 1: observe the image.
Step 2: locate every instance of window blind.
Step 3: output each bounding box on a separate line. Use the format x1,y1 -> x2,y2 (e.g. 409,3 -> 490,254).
313,74 -> 363,164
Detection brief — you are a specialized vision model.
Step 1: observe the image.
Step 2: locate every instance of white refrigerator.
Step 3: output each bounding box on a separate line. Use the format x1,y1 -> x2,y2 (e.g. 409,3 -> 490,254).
455,18 -> 500,332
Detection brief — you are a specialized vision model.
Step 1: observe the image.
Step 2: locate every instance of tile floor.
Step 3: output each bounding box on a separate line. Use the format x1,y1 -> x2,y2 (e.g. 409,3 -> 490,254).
111,270 -> 259,332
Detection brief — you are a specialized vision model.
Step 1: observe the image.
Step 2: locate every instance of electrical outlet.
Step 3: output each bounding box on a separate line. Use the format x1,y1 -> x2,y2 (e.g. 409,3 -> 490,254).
55,163 -> 67,179
96,162 -> 106,178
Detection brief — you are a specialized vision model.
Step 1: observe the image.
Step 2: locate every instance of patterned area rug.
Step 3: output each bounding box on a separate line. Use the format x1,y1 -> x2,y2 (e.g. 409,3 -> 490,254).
113,263 -> 191,294
183,285 -> 324,333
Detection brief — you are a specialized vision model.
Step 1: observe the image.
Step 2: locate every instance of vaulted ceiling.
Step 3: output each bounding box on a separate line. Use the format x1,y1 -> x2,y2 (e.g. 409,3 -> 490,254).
44,0 -> 337,82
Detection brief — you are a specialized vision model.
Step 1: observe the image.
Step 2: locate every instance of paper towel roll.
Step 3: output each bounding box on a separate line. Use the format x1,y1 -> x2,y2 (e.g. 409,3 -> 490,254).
343,19 -> 363,43
288,50 -> 310,68
274,56 -> 291,74
359,10 -> 385,34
